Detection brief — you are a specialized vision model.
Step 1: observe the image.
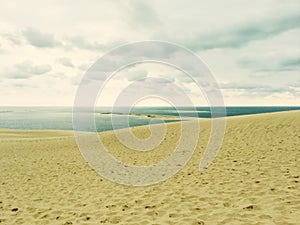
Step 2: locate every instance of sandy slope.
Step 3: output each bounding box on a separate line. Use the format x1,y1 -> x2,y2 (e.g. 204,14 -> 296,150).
0,111 -> 299,225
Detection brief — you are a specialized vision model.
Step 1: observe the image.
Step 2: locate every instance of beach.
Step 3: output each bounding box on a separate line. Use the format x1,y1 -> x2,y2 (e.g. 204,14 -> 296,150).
0,110 -> 299,224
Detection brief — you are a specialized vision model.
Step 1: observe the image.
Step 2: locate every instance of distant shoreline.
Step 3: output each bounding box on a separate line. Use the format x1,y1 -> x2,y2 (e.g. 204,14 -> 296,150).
1,109 -> 299,133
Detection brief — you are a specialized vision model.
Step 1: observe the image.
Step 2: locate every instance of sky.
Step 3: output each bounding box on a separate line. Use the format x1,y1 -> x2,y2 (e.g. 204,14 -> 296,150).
0,0 -> 299,106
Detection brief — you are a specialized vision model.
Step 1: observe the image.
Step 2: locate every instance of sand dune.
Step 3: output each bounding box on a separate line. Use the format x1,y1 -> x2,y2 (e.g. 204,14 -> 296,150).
0,111 -> 299,224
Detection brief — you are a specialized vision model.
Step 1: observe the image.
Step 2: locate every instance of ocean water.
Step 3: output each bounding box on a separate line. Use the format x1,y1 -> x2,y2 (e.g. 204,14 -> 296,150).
0,106 -> 299,132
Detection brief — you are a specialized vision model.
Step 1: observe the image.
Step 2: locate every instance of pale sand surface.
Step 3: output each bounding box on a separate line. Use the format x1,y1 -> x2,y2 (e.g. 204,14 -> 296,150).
0,111 -> 299,224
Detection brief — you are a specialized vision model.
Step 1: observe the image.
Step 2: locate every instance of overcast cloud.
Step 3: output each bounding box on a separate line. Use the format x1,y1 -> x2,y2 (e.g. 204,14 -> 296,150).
22,27 -> 62,48
4,61 -> 52,79
0,0 -> 299,106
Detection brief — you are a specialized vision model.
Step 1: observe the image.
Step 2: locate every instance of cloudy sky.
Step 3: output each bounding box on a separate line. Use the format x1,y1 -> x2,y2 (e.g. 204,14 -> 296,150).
0,0 -> 299,106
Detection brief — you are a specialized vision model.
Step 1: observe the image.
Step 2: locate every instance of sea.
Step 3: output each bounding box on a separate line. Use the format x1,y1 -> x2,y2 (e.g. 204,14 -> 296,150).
0,106 -> 299,132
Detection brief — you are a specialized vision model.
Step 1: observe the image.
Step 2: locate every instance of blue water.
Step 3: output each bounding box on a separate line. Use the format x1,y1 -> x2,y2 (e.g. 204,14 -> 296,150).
0,106 -> 299,132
